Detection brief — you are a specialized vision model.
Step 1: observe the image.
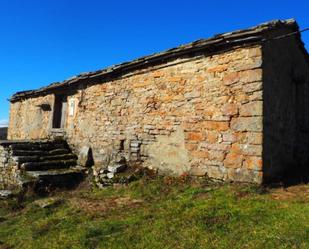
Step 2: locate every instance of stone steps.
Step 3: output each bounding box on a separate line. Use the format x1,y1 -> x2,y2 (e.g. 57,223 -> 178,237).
0,140 -> 85,191
19,167 -> 86,191
11,148 -> 70,157
10,142 -> 67,151
14,154 -> 77,164
21,159 -> 77,171
26,167 -> 85,178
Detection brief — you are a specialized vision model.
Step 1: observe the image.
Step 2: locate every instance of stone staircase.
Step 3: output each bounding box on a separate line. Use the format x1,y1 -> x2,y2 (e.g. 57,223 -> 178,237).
0,140 -> 85,191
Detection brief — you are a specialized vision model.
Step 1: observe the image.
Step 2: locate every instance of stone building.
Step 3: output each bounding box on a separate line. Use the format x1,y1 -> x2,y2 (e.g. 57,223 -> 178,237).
2,19 -> 309,187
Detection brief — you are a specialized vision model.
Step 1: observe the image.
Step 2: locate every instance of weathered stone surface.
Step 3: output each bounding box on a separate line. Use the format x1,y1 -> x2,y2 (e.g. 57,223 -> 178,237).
186,132 -> 205,141
236,132 -> 263,145
202,121 -> 229,131
107,172 -> 115,179
233,56 -> 263,71
78,146 -> 92,167
227,168 -> 262,183
5,20 -> 309,187
223,72 -> 240,86
243,156 -> 263,170
224,153 -> 243,168
190,165 -> 208,176
107,164 -> 127,174
239,101 -> 263,116
242,82 -> 262,93
231,144 -> 262,156
231,117 -> 263,132
201,142 -> 231,151
206,165 -> 226,180
0,190 -> 13,199
0,141 -> 84,190
5,44 -> 267,184
208,150 -> 226,161
205,131 -> 220,143
222,133 -> 237,143
222,103 -> 238,116
240,69 -> 262,83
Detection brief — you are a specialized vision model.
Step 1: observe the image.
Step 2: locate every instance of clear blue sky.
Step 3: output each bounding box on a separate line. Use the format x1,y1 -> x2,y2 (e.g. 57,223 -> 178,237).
0,0 -> 308,126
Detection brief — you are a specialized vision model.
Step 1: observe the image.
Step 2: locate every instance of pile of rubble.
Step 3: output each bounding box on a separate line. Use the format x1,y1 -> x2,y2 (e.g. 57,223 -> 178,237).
93,156 -> 155,188
0,190 -> 13,199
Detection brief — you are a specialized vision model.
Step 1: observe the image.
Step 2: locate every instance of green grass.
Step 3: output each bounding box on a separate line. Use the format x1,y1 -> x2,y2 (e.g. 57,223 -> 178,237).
0,177 -> 308,249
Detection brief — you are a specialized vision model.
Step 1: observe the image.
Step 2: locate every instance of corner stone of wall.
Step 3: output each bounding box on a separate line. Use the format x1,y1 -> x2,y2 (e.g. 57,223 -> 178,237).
0,145 -> 20,189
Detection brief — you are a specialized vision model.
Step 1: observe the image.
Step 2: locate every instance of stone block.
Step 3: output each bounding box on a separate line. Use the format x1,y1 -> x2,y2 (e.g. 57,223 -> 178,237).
208,150 -> 226,161
185,143 -> 198,151
248,47 -> 262,57
207,65 -> 228,73
243,156 -> 263,170
190,150 -> 209,158
233,57 -> 262,71
237,132 -> 263,145
243,82 -> 262,93
231,117 -> 262,132
202,121 -> 229,131
240,101 -> 263,116
221,103 -> 238,116
78,146 -> 92,167
240,69 -> 262,83
223,72 -> 240,85
222,133 -> 237,143
205,131 -> 219,143
190,165 -> 207,176
149,129 -> 160,135
131,141 -> 141,147
227,168 -> 262,183
34,198 -> 64,209
130,147 -> 140,153
186,132 -> 205,141
107,172 -> 115,179
184,91 -> 200,100
249,90 -> 263,101
201,143 -> 230,151
108,164 -> 127,174
231,144 -> 262,156
211,114 -> 231,121
224,153 -> 243,168
206,165 -> 226,180
0,190 -> 13,199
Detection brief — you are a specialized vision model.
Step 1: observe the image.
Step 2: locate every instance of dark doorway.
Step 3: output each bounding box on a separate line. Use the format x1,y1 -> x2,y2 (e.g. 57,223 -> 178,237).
52,95 -> 67,129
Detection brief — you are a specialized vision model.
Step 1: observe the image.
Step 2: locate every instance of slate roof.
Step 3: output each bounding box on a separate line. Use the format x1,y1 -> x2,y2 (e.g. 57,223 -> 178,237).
10,19 -> 301,102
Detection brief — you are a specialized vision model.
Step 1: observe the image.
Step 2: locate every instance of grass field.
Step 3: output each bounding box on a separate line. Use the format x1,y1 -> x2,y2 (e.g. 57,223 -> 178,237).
0,176 -> 308,249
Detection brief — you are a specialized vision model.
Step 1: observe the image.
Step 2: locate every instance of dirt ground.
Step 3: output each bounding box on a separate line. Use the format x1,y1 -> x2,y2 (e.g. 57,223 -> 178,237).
269,184 -> 309,201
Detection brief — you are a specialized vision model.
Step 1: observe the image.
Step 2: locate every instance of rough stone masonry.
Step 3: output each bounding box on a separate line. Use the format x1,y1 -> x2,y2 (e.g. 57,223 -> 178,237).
4,19 -> 309,185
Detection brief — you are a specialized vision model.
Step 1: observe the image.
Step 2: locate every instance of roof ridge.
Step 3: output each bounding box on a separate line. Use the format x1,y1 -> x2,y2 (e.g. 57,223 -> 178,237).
10,19 -> 298,102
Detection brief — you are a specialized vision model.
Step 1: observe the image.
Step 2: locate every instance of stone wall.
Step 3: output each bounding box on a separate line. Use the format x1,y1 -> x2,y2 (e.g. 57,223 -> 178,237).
8,45 -> 264,183
263,33 -> 309,183
8,95 -> 54,140
0,144 -> 19,189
